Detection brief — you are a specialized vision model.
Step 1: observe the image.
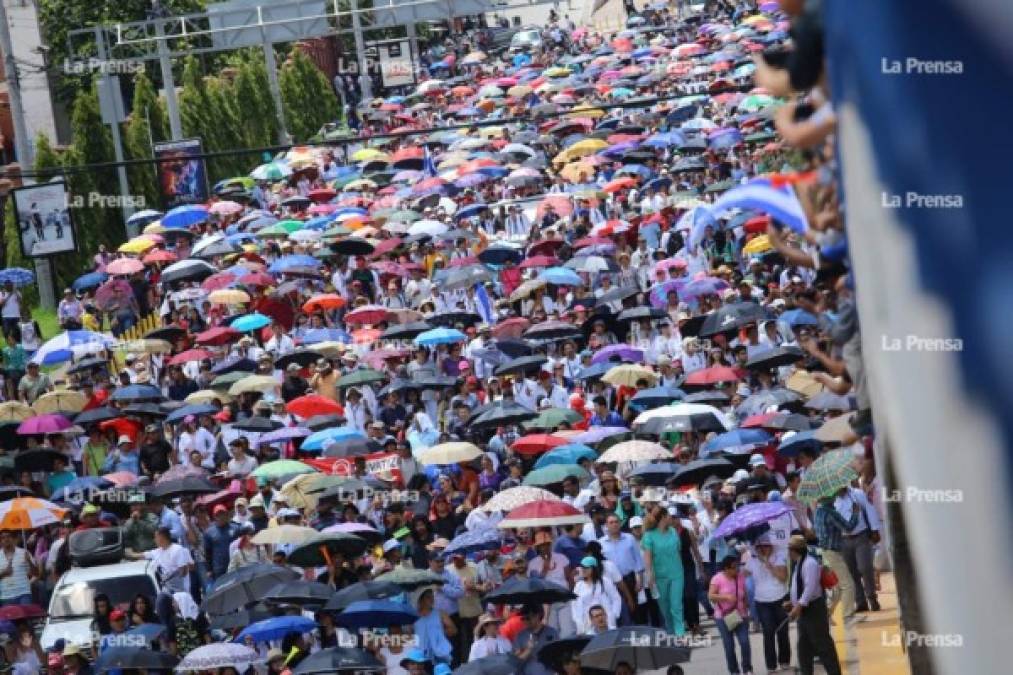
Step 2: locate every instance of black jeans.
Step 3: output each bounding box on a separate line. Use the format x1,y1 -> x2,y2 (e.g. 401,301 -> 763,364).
755,597 -> 792,670
797,596 -> 841,675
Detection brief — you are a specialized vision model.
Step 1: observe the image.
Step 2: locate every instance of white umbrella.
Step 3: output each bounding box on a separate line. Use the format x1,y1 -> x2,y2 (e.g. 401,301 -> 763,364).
407,219 -> 448,237
597,440 -> 671,464
251,524 -> 317,546
480,486 -> 562,512
191,233 -> 225,256
418,442 -> 483,465
175,643 -> 261,672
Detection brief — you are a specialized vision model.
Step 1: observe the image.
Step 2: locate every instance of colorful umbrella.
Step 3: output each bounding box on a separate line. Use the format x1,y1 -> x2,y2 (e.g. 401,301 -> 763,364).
796,449 -> 860,505
498,499 -> 589,528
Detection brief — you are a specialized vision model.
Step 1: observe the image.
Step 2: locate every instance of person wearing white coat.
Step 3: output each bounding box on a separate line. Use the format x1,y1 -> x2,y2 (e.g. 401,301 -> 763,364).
571,556 -> 622,635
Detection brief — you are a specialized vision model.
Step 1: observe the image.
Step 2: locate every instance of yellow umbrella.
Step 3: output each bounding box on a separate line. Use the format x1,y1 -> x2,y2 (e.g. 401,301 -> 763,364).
143,223 -> 167,235
114,339 -> 173,354
186,389 -> 233,405
118,238 -> 156,254
507,85 -> 532,97
560,161 -> 595,183
742,235 -> 772,256
544,66 -> 571,77
553,139 -> 608,164
251,524 -> 317,546
0,401 -> 33,424
350,148 -> 389,162
509,279 -> 547,302
567,105 -> 606,119
229,375 -> 279,396
418,442 -> 483,465
602,364 -> 659,387
32,390 -> 88,415
741,14 -> 771,25
344,178 -> 377,192
280,474 -> 349,511
477,125 -> 504,138
208,289 -> 251,305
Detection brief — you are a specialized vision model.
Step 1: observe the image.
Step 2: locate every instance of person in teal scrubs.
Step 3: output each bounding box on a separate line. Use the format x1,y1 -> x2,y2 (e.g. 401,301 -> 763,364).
640,504 -> 686,636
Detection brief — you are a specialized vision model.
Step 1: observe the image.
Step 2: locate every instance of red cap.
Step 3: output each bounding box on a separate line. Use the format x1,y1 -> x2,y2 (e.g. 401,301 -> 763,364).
466,376 -> 478,385
110,609 -> 126,621
213,505 -> 228,515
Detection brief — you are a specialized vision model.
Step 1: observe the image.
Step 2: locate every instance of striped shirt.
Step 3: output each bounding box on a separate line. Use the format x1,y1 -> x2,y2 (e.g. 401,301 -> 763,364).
813,502 -> 859,552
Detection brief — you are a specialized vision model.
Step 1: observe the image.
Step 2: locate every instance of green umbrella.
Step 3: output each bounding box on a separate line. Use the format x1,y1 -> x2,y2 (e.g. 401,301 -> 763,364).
252,459 -> 317,481
744,131 -> 777,144
375,567 -> 447,590
322,225 -> 353,239
523,464 -> 590,487
211,371 -> 247,390
796,449 -> 859,505
523,408 -> 583,430
387,209 -> 421,223
287,532 -> 369,567
704,179 -> 737,194
221,177 -> 255,189
258,219 -> 304,238
738,94 -> 777,112
337,369 -> 387,388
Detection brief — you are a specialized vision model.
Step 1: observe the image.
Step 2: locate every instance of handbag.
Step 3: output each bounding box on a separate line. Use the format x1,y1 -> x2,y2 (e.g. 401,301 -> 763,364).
722,577 -> 744,631
820,565 -> 839,590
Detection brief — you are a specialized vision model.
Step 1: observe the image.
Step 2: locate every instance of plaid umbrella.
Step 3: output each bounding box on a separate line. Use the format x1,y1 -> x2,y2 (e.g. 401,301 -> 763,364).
796,449 -> 859,505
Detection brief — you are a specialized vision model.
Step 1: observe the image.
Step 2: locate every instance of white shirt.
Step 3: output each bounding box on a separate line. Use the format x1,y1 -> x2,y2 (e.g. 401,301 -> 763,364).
344,402 -> 368,432
228,455 -> 259,477
571,577 -> 622,634
744,548 -> 788,602
178,428 -> 216,466
144,543 -> 193,593
264,333 -> 296,355
469,636 -> 513,661
0,291 -> 21,319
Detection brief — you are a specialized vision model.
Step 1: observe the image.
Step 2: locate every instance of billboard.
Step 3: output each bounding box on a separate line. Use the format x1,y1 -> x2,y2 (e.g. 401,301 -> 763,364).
153,138 -> 209,209
12,181 -> 77,258
377,41 -> 414,89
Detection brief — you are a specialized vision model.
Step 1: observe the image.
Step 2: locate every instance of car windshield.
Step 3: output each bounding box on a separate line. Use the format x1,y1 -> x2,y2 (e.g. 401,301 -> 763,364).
49,575 -> 157,619
515,31 -> 539,42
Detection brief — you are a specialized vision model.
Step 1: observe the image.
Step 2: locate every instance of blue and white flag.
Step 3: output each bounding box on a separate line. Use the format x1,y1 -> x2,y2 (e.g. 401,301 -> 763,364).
423,146 -> 438,177
709,177 -> 809,234
474,283 -> 495,325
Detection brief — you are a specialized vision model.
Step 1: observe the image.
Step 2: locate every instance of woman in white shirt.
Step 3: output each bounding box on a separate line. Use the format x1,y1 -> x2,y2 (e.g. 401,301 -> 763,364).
743,534 -> 791,673
468,614 -> 512,660
571,556 -> 621,634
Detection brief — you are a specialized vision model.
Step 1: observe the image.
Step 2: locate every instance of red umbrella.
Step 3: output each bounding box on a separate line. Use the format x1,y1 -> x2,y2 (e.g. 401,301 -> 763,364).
201,272 -> 238,292
518,255 -> 560,269
303,294 -> 346,314
345,304 -> 390,325
196,326 -> 240,346
106,258 -> 145,276
352,328 -> 382,344
308,188 -> 337,203
511,433 -> 568,456
603,177 -> 637,193
239,271 -> 275,287
684,366 -> 741,386
0,604 -> 45,621
371,261 -> 407,279
491,317 -> 530,340
254,297 -> 295,331
499,500 -> 589,528
741,412 -> 777,429
573,236 -> 614,249
168,348 -> 214,365
286,394 -> 343,419
527,239 -> 566,257
143,249 -> 177,264
370,238 -> 404,259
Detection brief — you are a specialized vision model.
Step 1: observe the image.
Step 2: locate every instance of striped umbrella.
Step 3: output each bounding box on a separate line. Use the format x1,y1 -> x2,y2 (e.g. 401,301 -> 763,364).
0,497 -> 67,530
796,449 -> 860,505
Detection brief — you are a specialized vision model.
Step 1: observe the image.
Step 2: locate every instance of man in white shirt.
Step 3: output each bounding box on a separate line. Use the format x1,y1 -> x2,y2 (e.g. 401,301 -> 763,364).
132,526 -> 193,594
177,416 -> 216,467
344,387 -> 369,431
264,320 -> 295,355
505,205 -> 530,239
227,439 -> 259,477
834,486 -> 882,611
511,376 -> 540,411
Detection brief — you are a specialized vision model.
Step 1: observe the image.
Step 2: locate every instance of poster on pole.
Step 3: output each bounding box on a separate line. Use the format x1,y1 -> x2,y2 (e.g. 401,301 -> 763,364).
12,181 -> 77,258
378,41 -> 415,89
153,138 -> 209,208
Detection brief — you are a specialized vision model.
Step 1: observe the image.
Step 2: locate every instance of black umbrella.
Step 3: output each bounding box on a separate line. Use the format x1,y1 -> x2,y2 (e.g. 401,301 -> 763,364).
683,390 -> 730,404
381,322 -> 432,340
287,532 -> 369,567
160,260 -> 216,284
110,384 -> 164,402
378,379 -> 421,397
291,647 -> 383,674
331,237 -> 375,256
282,195 -> 311,210
148,475 -> 219,499
484,577 -> 576,605
471,402 -> 538,430
14,448 -> 66,473
674,313 -> 706,338
429,311 -> 482,327
699,302 -> 769,338
93,646 -> 179,672
628,462 -> 681,487
74,406 -> 120,425
123,402 -> 166,417
745,345 -> 805,370
579,626 -> 690,671
537,636 -> 599,673
306,414 -> 345,431
209,604 -> 274,631
233,416 -> 283,432
322,438 -> 382,458
264,580 -> 334,606
668,458 -> 736,487
193,240 -> 241,259
763,412 -> 812,431
411,373 -> 459,390
67,356 -> 108,375
211,355 -> 257,375
454,654 -> 523,675
524,320 -> 582,341
595,285 -> 639,306
494,354 -> 548,377
493,339 -> 534,359
324,580 -> 403,612
617,306 -> 666,322
275,349 -> 323,369
203,563 -> 300,615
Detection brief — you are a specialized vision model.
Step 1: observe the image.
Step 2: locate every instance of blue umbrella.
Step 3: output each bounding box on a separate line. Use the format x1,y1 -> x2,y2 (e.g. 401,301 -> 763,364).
0,268 -> 34,286
575,361 -> 613,381
456,203 -> 487,220
303,216 -> 336,231
162,204 -> 209,229
127,209 -> 163,226
629,386 -> 687,412
32,330 -> 116,366
166,403 -> 219,424
534,444 -> 598,469
443,528 -> 502,557
300,328 -> 351,344
235,615 -> 316,643
414,327 -> 468,347
231,313 -> 271,332
268,255 -> 321,273
779,309 -> 820,327
72,271 -> 108,292
333,600 -> 419,631
478,245 -> 523,265
302,426 -> 367,452
701,428 -> 773,457
211,355 -> 257,375
777,430 -> 823,457
538,267 -> 582,286
109,384 -> 163,402
258,426 -> 312,446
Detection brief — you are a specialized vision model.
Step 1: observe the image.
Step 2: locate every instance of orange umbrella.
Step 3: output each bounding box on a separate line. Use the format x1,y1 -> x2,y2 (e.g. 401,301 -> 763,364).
603,177 -> 638,193
303,294 -> 346,313
0,497 -> 66,530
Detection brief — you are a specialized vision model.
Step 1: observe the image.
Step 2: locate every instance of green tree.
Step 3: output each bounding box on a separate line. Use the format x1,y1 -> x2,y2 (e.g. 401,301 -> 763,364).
124,72 -> 164,211
280,49 -> 340,142
234,58 -> 280,148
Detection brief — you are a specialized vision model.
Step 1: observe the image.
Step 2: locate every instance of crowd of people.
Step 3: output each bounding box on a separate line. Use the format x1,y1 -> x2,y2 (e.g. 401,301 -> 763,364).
0,0 -> 884,673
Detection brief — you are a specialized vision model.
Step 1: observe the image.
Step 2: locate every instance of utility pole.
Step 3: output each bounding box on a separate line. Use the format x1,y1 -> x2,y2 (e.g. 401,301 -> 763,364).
349,0 -> 373,102
258,7 -> 291,145
94,29 -> 138,238
150,1 -> 184,139
0,0 -> 55,310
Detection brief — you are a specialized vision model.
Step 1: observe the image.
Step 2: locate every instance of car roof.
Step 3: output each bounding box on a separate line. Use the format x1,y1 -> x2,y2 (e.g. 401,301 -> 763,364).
57,560 -> 155,584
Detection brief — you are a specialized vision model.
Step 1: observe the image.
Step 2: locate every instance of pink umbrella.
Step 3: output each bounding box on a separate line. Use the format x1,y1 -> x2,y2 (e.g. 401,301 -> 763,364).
362,348 -> 409,369
447,256 -> 479,268
103,471 -> 139,487
210,200 -> 244,216
17,414 -> 72,435
201,272 -> 238,292
307,203 -> 338,216
106,258 -> 145,276
344,304 -> 390,325
157,464 -> 208,484
94,279 -> 133,311
490,317 -> 530,340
